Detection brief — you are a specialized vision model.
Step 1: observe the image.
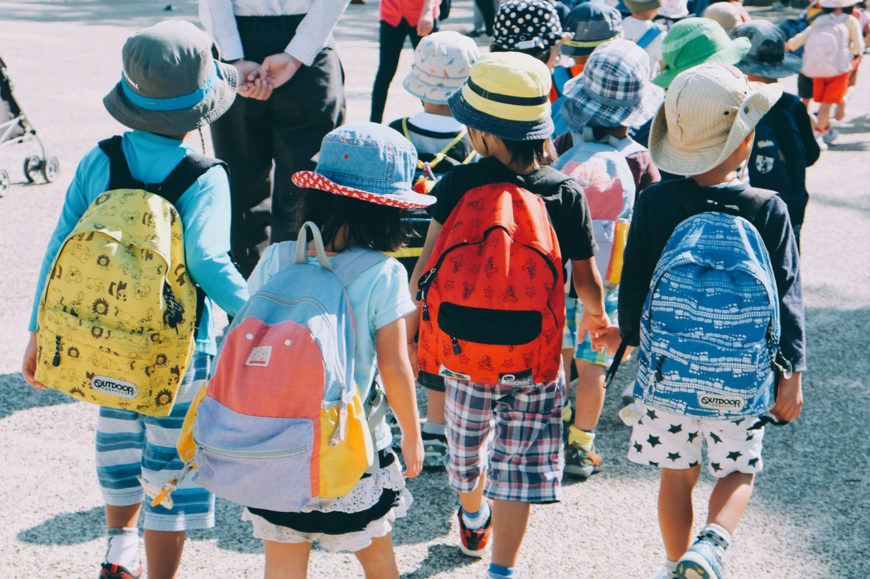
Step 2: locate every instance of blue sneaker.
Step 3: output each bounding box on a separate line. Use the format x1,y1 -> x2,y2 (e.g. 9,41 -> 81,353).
676,538 -> 725,579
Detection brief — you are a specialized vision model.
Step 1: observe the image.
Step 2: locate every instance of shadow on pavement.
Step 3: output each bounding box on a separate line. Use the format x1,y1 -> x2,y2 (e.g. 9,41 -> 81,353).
0,372 -> 75,419
17,506 -> 104,545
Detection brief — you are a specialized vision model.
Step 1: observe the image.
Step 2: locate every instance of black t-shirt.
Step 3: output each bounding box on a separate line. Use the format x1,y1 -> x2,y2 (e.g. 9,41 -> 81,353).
427,157 -> 597,262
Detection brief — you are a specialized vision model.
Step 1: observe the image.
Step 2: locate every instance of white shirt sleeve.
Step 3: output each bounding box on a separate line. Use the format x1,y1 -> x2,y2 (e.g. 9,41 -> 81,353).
200,0 -> 245,61
285,0 -> 350,66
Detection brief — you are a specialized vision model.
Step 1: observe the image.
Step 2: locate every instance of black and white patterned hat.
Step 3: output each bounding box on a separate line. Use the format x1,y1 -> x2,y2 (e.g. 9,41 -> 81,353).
492,0 -> 564,52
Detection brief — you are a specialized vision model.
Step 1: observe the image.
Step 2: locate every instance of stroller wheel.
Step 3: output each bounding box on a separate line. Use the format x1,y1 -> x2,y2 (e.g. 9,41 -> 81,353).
42,156 -> 59,183
0,169 -> 9,196
23,155 -> 41,183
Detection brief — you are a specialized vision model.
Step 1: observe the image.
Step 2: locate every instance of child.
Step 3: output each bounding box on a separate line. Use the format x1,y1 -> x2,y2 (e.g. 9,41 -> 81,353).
618,63 -> 805,579
241,122 -> 426,578
553,39 -> 664,478
20,21 -> 249,579
370,0 -> 440,123
655,0 -> 691,30
623,0 -> 667,78
785,0 -> 865,147
490,0 -> 566,70
553,2 -> 624,137
733,20 -> 821,248
408,52 -> 608,579
702,2 -> 747,34
387,30 -> 479,469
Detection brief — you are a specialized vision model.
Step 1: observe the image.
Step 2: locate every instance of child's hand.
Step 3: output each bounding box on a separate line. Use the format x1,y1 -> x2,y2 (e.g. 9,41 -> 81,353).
21,332 -> 46,390
591,325 -> 631,358
400,432 -> 424,479
578,311 -> 610,349
770,372 -> 803,422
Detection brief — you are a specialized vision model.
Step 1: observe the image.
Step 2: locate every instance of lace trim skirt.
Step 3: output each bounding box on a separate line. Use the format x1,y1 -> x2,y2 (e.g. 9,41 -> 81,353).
242,449 -> 412,553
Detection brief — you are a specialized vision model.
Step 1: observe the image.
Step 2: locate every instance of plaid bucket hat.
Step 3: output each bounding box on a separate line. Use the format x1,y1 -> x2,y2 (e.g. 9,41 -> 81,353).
562,39 -> 665,130
732,20 -> 804,79
292,122 -> 435,209
448,52 -> 553,141
561,2 -> 624,57
649,63 -> 782,176
103,20 -> 238,135
492,0 -> 565,52
403,31 -> 480,105
653,17 -> 751,88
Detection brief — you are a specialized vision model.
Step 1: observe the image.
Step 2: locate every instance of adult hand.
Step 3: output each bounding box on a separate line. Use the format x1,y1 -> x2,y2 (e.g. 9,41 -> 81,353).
258,53 -> 302,90
770,372 -> 803,422
417,12 -> 435,37
231,60 -> 273,100
22,332 -> 46,390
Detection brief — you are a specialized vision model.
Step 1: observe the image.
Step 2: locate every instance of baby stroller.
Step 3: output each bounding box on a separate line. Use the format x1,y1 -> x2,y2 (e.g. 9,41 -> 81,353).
0,56 -> 58,197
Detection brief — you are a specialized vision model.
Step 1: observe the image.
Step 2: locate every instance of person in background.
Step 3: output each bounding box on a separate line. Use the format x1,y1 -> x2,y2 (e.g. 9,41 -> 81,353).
732,20 -> 820,249
200,0 -> 348,277
369,0 -> 440,123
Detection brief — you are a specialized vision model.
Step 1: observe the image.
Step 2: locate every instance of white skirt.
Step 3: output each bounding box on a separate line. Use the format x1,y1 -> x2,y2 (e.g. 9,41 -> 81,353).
242,449 -> 412,553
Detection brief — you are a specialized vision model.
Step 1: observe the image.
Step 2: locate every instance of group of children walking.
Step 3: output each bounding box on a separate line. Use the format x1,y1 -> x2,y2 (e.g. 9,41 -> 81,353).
22,0 -> 851,576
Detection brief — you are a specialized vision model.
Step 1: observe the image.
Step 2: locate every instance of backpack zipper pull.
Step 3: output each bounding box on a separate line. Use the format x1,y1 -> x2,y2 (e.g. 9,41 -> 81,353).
52,335 -> 62,367
451,336 -> 461,354
654,356 -> 664,382
421,303 -> 430,321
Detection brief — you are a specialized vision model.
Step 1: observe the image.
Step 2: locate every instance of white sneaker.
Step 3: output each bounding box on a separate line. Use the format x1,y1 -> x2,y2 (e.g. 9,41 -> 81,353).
814,132 -> 828,151
822,127 -> 840,145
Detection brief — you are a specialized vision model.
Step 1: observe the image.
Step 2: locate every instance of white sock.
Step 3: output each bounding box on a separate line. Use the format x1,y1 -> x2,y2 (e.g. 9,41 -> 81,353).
700,523 -> 732,550
461,501 -> 491,529
421,421 -> 445,436
664,559 -> 678,573
105,527 -> 139,570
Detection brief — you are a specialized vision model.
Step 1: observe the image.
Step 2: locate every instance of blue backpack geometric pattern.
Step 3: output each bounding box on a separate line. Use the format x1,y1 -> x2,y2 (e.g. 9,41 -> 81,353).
633,212 -> 781,419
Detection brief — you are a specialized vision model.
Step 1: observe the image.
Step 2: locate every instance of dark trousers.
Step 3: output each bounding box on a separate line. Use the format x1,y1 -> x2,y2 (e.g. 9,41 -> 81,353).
370,19 -> 436,123
474,0 -> 497,35
210,16 -> 346,277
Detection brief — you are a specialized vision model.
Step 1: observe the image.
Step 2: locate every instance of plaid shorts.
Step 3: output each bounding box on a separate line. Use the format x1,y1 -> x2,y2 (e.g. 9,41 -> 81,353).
95,352 -> 214,532
443,375 -> 565,503
627,405 -> 765,478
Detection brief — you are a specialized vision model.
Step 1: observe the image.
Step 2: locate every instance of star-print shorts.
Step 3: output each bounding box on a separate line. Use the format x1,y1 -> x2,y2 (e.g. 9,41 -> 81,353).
627,405 -> 766,478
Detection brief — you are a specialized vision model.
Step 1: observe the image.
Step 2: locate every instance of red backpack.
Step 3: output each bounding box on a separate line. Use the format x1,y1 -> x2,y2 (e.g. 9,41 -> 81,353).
416,182 -> 565,387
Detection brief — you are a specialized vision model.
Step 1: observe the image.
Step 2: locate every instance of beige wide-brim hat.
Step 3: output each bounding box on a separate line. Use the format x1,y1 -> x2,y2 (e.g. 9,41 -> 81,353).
649,63 -> 782,176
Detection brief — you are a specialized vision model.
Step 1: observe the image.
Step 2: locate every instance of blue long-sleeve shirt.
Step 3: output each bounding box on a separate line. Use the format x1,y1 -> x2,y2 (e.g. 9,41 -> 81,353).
29,131 -> 249,354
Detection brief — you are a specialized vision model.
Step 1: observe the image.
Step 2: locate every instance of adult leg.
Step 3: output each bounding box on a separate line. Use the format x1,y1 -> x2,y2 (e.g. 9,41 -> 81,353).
210,97 -> 274,277
659,465 -> 700,562
475,0 -> 498,35
370,20 -> 412,123
354,533 -> 400,579
264,540 -> 312,579
271,45 -> 346,243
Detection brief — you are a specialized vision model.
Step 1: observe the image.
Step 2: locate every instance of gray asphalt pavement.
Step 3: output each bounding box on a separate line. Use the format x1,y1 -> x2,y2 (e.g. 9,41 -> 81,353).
0,1 -> 868,577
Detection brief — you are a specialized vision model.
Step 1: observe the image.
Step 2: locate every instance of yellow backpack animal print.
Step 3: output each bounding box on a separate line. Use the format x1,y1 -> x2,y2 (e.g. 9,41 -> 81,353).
34,136 -> 219,416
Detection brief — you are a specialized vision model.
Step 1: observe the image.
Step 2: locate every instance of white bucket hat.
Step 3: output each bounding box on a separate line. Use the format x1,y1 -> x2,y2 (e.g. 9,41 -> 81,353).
819,0 -> 859,7
402,31 -> 480,105
649,63 -> 782,176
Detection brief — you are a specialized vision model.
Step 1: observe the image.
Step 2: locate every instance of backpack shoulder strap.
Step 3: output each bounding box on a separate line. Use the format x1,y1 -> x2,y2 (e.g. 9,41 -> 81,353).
153,153 -> 226,206
98,136 -> 142,190
636,26 -> 662,49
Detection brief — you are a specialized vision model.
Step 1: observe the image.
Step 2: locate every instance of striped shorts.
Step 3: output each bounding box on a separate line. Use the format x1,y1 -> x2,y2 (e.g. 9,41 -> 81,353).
443,375 -> 565,504
95,352 -> 214,532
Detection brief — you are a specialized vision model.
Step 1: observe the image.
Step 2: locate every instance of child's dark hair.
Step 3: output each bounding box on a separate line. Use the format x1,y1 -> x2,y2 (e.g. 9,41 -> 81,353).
501,137 -> 558,167
822,5 -> 853,13
298,189 -> 411,253
489,42 -> 551,65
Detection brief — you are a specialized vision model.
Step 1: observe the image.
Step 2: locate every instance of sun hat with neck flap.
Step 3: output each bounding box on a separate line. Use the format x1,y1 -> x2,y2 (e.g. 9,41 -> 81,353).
448,51 -> 554,141
653,17 -> 751,89
731,20 -> 803,79
649,63 -> 782,176
103,20 -> 238,136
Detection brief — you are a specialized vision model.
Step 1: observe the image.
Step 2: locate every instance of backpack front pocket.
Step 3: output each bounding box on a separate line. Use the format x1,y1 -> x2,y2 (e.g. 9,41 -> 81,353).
193,396 -> 315,511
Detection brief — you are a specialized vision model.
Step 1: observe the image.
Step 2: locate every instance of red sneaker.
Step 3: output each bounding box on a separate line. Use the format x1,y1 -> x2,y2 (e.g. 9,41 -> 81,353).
99,562 -> 142,579
457,506 -> 492,557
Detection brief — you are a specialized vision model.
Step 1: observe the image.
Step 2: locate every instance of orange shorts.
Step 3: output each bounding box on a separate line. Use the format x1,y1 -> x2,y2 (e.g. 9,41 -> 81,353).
812,72 -> 849,104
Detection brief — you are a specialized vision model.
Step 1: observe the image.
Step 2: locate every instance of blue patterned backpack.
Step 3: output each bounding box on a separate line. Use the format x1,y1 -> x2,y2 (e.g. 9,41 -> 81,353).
631,187 -> 791,419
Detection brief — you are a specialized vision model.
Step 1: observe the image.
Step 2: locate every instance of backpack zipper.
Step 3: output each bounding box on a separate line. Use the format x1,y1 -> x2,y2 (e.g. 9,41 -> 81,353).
194,436 -> 308,459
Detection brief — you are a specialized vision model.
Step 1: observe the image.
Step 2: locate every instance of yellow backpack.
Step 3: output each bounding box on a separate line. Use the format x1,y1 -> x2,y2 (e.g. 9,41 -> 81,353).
34,136 -> 218,417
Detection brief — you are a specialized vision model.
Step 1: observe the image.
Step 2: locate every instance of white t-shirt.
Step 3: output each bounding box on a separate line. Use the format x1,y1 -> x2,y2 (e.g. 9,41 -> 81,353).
623,17 -> 665,78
